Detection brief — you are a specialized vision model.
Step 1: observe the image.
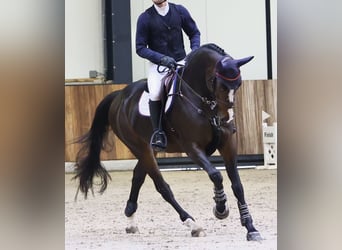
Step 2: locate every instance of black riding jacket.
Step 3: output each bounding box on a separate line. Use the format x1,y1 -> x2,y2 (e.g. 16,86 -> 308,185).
136,3 -> 201,64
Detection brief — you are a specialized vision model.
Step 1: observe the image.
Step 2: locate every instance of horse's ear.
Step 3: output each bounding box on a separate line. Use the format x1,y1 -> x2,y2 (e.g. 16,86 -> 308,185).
236,56 -> 254,67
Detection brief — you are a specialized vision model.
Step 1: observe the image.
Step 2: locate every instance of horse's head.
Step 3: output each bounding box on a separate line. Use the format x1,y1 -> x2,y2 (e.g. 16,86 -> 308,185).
215,56 -> 254,90
183,44 -> 254,128
214,55 -> 253,101
213,55 -> 254,126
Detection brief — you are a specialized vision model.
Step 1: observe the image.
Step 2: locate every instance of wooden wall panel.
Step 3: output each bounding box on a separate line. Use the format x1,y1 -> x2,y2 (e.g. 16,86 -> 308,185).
65,84 -> 135,161
65,80 -> 277,161
235,80 -> 277,154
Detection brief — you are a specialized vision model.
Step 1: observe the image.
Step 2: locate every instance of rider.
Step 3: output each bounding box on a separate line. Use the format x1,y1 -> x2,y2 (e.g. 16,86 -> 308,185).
136,0 -> 201,151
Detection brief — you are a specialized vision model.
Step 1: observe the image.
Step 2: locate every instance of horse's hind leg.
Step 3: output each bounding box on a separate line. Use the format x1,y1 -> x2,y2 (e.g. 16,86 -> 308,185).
219,139 -> 262,241
124,160 -> 147,234
144,154 -> 205,237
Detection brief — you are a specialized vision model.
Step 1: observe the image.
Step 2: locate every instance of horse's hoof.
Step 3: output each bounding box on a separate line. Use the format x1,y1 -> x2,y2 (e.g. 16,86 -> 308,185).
247,231 -> 263,241
183,218 -> 206,237
191,228 -> 206,237
125,226 -> 139,234
213,206 -> 229,219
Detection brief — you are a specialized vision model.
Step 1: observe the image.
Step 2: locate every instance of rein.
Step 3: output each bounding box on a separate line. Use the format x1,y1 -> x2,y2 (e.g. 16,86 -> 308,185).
168,66 -> 234,112
161,64 -> 236,155
166,66 -> 223,155
167,66 -> 218,112
166,66 -> 234,129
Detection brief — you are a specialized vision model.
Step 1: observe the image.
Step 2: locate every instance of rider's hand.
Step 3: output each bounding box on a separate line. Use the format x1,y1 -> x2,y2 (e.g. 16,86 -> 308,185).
160,56 -> 177,69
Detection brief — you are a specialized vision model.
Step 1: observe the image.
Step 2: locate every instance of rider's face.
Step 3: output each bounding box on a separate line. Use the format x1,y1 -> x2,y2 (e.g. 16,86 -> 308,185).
152,0 -> 167,6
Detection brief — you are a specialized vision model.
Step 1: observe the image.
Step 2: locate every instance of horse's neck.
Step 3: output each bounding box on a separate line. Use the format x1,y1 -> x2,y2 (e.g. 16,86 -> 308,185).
183,55 -> 218,98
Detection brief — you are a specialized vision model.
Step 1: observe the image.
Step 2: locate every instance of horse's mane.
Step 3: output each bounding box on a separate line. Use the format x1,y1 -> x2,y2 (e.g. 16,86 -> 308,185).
201,43 -> 227,55
185,43 -> 227,65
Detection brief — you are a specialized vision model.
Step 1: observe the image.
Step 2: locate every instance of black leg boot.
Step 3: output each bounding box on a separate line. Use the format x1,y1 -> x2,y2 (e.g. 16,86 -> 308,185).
149,100 -> 167,151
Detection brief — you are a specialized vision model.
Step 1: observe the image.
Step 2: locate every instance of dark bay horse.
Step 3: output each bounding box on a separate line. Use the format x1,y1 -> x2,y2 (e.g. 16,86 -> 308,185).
73,43 -> 262,241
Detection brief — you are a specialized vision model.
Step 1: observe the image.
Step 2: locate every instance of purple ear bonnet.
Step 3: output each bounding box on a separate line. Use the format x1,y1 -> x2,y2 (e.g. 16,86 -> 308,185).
216,56 -> 254,81
216,58 -> 240,80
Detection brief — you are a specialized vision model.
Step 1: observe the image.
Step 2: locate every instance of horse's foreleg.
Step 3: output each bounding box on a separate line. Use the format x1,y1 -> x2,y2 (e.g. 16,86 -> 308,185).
187,146 -> 229,220
209,170 -> 230,219
219,136 -> 262,241
226,164 -> 262,240
125,161 -> 146,234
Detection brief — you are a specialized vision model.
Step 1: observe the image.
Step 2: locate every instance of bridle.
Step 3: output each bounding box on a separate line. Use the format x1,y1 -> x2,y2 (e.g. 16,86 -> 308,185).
164,66 -> 217,111
163,61 -> 238,128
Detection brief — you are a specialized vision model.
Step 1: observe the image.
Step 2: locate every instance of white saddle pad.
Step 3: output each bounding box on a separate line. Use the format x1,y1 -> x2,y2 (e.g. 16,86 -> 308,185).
138,77 -> 177,117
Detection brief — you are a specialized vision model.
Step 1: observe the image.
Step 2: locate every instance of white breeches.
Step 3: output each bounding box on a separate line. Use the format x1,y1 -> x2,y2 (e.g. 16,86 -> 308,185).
147,59 -> 184,101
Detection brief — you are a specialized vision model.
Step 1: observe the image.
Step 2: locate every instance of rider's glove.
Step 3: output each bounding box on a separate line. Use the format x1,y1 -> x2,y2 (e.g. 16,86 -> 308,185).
160,56 -> 177,69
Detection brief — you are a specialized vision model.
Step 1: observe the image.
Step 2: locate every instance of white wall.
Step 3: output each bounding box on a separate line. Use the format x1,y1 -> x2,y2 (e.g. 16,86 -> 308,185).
65,0 -> 277,80
207,0 -> 267,80
65,0 -> 103,79
131,0 -> 277,81
271,0 -> 277,79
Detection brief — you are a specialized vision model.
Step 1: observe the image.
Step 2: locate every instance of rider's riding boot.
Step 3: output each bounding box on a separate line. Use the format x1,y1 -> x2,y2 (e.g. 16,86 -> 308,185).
149,100 -> 167,151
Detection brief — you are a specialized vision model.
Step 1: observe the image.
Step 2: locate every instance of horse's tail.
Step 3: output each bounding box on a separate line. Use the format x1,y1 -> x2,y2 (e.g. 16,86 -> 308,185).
73,91 -> 118,199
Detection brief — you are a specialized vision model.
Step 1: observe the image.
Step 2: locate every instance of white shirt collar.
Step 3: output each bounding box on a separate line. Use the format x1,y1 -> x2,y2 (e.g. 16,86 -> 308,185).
153,2 -> 169,16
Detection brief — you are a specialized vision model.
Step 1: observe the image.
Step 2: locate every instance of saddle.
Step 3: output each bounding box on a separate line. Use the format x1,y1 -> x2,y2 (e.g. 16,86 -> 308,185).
138,68 -> 183,116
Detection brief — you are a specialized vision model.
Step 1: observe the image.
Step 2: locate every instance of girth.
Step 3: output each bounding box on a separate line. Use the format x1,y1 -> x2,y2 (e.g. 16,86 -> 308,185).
205,118 -> 222,156
205,116 -> 237,156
